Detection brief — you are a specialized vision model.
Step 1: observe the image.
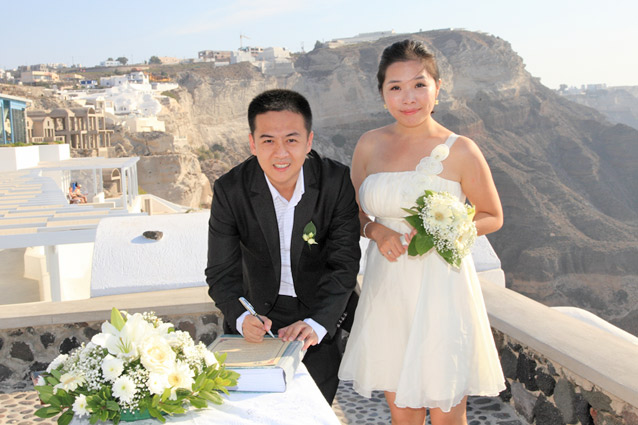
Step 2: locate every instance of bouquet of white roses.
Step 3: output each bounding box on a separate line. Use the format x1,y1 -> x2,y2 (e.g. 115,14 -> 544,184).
34,308 -> 238,425
403,190 -> 477,268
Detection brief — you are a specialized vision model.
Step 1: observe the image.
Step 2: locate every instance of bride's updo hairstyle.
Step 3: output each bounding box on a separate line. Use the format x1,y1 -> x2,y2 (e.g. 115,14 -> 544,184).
376,39 -> 440,92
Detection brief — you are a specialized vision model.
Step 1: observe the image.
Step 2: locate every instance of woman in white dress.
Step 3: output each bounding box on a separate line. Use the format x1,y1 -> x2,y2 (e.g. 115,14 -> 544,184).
338,40 -> 506,425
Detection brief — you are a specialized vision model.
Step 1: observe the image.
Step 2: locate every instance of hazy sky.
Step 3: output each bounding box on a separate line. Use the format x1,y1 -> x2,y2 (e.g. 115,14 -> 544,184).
2,0 -> 635,89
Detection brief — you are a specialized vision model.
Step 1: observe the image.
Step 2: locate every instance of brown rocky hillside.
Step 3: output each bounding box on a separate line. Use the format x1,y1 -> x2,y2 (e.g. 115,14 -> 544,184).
163,30 -> 638,334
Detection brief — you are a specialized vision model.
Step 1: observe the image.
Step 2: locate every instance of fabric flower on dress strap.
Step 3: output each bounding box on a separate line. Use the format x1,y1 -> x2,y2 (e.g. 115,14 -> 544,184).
415,144 -> 450,176
431,144 -> 450,161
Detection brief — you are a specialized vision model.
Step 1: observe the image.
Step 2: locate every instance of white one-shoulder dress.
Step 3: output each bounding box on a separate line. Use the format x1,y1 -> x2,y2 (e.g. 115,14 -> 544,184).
338,134 -> 505,412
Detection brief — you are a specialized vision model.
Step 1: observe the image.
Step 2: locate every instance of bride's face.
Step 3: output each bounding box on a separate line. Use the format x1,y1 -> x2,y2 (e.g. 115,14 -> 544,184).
381,60 -> 440,128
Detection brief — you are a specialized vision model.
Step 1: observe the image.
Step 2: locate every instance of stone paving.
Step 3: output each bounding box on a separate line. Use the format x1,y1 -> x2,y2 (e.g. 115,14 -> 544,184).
1,382 -> 526,425
332,380 -> 526,425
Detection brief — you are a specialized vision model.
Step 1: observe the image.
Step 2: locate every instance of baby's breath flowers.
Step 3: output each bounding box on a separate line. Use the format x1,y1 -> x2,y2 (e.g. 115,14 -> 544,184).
34,308 -> 238,425
403,190 -> 477,268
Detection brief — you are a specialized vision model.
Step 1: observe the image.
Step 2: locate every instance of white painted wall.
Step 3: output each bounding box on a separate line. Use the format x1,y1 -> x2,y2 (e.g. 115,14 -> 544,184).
0,144 -> 69,172
125,117 -> 166,132
0,148 -> 18,172
0,145 -> 39,172
57,243 -> 93,300
24,246 -> 45,281
38,144 -> 70,162
91,213 -> 209,297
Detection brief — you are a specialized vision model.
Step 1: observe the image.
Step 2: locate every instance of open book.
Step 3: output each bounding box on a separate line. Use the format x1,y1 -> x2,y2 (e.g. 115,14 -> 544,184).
208,335 -> 305,392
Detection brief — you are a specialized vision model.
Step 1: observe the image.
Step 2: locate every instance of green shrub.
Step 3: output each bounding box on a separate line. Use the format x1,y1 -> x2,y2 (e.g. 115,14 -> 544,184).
162,90 -> 179,101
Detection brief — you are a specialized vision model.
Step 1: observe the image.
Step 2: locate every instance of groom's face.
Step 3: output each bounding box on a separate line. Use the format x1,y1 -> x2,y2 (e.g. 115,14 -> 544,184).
249,110 -> 313,199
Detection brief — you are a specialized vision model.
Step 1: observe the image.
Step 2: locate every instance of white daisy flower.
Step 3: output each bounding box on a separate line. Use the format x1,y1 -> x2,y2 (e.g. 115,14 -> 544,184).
112,375 -> 137,402
147,372 -> 169,395
101,356 -> 124,382
46,354 -> 68,373
167,360 -> 195,400
72,394 -> 89,417
54,372 -> 85,393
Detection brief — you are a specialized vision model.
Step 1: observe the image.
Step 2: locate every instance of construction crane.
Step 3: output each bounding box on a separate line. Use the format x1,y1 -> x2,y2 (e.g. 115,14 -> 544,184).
240,34 -> 250,49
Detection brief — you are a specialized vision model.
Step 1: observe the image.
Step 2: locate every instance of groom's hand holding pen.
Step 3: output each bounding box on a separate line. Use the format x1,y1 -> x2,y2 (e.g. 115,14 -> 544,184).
239,297 -> 276,342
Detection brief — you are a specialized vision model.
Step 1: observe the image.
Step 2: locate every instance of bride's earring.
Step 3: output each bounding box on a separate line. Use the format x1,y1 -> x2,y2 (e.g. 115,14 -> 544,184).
435,99 -> 439,105
383,104 -> 388,110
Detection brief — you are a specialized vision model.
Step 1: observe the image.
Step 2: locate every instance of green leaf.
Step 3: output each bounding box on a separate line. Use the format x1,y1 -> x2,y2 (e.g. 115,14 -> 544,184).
415,233 -> 434,255
437,248 -> 455,266
34,406 -> 61,418
160,404 -> 184,414
148,407 -> 166,423
37,387 -> 56,404
106,400 -> 120,411
160,388 -> 171,402
110,307 -> 126,331
303,221 -> 316,235
57,391 -> 75,406
215,352 -> 227,364
193,373 -> 206,390
407,238 -> 418,256
401,207 -> 419,215
189,397 -> 208,409
404,215 -> 424,232
47,394 -> 62,408
58,409 -> 74,425
200,390 -> 223,405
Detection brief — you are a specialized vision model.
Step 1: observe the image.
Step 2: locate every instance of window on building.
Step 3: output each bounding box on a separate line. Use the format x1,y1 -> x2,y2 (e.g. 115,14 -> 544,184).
12,109 -> 26,143
3,101 -> 11,143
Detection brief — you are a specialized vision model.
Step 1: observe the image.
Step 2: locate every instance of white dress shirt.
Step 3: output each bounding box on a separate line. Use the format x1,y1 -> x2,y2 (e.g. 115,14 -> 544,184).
237,169 -> 327,342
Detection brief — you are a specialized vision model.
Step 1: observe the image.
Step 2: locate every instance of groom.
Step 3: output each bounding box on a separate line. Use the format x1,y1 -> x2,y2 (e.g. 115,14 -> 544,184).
205,89 -> 361,404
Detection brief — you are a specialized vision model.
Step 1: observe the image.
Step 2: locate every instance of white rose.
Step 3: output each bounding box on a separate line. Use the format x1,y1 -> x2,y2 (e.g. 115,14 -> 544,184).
140,335 -> 176,374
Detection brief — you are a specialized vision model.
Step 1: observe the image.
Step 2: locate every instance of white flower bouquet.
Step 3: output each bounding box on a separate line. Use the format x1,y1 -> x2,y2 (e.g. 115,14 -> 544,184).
34,308 -> 238,425
403,190 -> 477,268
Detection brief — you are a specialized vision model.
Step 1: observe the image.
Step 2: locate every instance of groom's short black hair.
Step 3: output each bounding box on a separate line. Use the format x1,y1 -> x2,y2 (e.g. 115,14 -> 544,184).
248,89 -> 312,135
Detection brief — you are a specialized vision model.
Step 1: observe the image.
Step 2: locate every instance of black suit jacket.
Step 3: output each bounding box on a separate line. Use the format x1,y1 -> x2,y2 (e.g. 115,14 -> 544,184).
205,150 -> 361,338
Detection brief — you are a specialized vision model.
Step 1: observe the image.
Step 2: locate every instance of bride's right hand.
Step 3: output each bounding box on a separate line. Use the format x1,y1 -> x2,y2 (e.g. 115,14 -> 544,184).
369,224 -> 414,262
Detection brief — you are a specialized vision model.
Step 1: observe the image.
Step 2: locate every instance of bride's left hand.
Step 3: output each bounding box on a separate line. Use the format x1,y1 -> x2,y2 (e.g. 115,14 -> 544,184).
381,228 -> 417,262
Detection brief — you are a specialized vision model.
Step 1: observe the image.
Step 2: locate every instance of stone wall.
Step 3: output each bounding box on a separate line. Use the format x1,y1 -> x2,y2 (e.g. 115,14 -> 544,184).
2,306 -> 638,425
0,310 -> 224,393
494,330 -> 638,425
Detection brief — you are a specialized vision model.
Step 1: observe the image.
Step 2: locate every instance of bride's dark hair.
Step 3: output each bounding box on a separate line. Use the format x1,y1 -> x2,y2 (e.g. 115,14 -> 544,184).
377,39 -> 440,92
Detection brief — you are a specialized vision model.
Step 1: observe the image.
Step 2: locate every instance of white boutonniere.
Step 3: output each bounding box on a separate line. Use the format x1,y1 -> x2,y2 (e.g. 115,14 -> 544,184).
302,221 -> 318,247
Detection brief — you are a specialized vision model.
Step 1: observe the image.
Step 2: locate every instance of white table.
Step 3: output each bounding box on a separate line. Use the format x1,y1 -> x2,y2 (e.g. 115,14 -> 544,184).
73,364 -> 340,425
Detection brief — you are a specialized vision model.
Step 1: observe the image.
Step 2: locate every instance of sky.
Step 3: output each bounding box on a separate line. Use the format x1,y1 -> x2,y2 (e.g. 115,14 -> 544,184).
2,0 -> 636,89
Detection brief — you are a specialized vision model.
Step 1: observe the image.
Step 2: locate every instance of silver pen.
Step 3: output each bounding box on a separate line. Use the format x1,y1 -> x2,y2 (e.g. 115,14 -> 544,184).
239,296 -> 276,338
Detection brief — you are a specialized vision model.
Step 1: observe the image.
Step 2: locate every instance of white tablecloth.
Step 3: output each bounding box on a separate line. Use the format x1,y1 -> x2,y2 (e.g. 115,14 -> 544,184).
72,364 -> 340,425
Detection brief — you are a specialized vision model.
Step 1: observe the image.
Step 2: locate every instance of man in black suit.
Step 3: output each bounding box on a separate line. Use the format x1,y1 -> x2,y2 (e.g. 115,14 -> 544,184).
205,89 -> 360,404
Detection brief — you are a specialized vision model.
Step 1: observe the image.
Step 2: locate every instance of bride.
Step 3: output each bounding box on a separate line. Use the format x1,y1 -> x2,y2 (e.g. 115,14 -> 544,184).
338,39 -> 506,425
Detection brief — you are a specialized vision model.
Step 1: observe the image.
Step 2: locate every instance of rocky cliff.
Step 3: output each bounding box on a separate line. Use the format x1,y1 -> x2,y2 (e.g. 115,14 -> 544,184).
164,30 -> 638,334
561,86 -> 638,130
